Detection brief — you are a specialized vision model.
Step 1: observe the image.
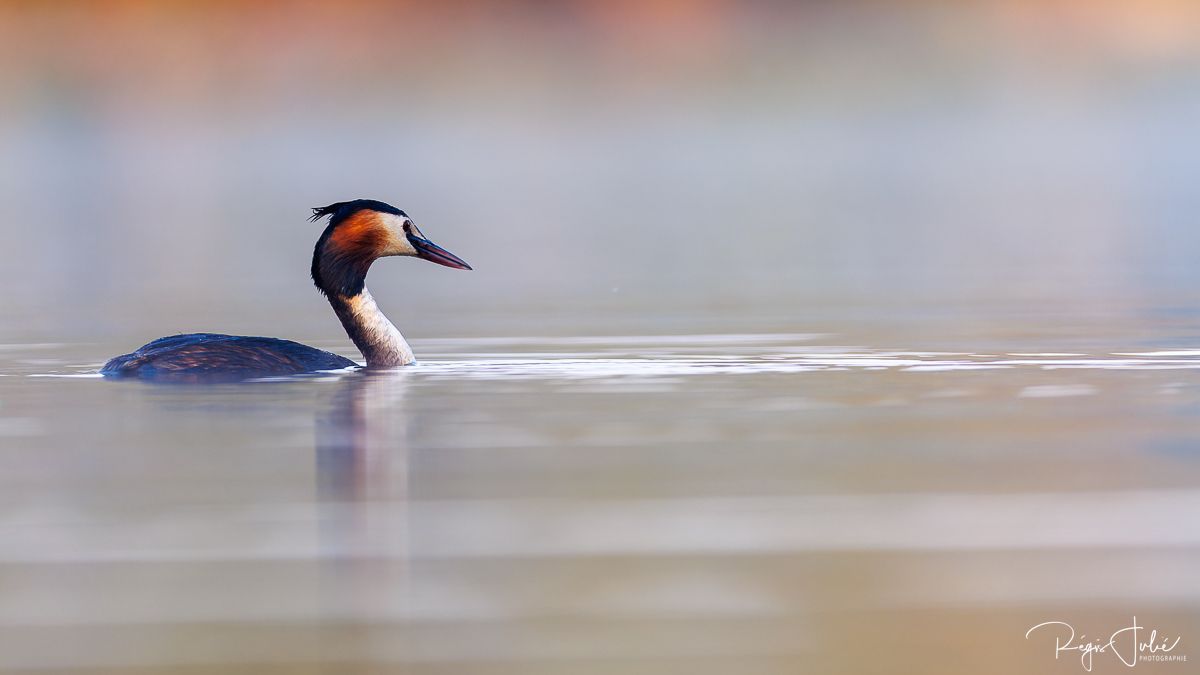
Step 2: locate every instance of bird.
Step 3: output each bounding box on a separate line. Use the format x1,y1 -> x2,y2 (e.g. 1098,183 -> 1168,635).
101,199 -> 471,381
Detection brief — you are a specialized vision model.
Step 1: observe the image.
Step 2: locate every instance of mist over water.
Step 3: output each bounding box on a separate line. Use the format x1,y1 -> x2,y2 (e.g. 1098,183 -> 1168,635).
2,2 -> 1200,673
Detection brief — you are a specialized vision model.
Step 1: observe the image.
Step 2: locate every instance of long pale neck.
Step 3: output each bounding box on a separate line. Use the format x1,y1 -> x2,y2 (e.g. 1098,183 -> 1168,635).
327,288 -> 414,367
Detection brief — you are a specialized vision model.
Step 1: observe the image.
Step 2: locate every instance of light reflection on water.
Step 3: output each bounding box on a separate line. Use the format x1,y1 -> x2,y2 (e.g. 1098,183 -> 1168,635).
0,332 -> 1199,672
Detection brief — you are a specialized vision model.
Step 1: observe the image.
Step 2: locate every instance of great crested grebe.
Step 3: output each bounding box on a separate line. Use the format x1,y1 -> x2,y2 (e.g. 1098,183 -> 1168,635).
102,199 -> 471,380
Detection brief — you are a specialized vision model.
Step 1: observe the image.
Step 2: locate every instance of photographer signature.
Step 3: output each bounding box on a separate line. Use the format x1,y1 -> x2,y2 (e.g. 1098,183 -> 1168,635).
1025,618 -> 1184,671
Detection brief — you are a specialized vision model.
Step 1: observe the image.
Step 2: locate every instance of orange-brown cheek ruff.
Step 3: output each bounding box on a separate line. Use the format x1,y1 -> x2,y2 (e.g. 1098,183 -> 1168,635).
312,211 -> 393,298
328,211 -> 391,256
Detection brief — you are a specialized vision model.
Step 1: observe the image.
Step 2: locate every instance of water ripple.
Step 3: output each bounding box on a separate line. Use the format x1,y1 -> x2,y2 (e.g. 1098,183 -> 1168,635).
408,341 -> 1200,380
13,335 -> 1200,380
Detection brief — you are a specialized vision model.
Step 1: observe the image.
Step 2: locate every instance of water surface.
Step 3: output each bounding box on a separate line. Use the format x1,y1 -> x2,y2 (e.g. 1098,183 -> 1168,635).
1,322 -> 1198,674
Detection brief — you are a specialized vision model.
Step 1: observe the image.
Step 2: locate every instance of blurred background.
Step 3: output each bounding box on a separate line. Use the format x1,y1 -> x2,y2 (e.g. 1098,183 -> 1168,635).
3,2 -> 1200,674
1,0 -> 1200,344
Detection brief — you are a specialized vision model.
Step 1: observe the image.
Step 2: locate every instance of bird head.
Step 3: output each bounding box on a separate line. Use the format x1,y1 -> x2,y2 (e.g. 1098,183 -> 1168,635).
310,199 -> 471,296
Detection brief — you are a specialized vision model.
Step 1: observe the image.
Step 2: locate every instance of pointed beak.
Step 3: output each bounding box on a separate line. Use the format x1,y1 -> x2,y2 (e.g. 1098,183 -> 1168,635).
407,232 -> 472,270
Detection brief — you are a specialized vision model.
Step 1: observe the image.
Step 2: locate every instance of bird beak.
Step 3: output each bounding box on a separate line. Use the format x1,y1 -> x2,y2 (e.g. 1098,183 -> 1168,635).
406,230 -> 473,270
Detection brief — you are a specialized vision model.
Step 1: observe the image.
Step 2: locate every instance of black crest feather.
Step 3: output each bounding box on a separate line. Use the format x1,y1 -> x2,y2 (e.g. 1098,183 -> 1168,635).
309,199 -> 407,226
309,203 -> 343,222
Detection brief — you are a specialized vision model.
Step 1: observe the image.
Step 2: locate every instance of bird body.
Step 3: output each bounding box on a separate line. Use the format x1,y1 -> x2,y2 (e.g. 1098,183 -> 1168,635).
101,333 -> 356,380
102,199 -> 471,381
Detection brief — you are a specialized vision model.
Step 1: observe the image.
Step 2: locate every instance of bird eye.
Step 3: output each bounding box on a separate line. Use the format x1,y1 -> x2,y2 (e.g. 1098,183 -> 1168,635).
402,220 -> 412,234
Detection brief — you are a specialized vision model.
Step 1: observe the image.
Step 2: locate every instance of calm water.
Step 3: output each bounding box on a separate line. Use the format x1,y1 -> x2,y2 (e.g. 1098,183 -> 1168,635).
1,315 -> 1199,674
3,3 -> 1200,672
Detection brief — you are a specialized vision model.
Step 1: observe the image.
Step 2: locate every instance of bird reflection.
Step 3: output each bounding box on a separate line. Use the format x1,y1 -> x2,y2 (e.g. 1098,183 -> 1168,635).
316,369 -> 411,504
314,369 -> 412,568
313,368 -> 415,623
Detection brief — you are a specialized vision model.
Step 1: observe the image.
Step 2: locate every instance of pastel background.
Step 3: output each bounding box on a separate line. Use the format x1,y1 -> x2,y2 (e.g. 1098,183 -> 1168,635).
1,3 -> 1199,674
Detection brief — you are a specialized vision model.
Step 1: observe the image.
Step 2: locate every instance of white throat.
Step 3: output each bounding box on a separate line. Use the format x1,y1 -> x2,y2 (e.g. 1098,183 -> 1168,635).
332,288 -> 414,367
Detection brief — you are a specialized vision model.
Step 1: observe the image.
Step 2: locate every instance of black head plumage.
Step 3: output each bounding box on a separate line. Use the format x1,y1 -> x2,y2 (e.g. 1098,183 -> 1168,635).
309,199 -> 407,227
